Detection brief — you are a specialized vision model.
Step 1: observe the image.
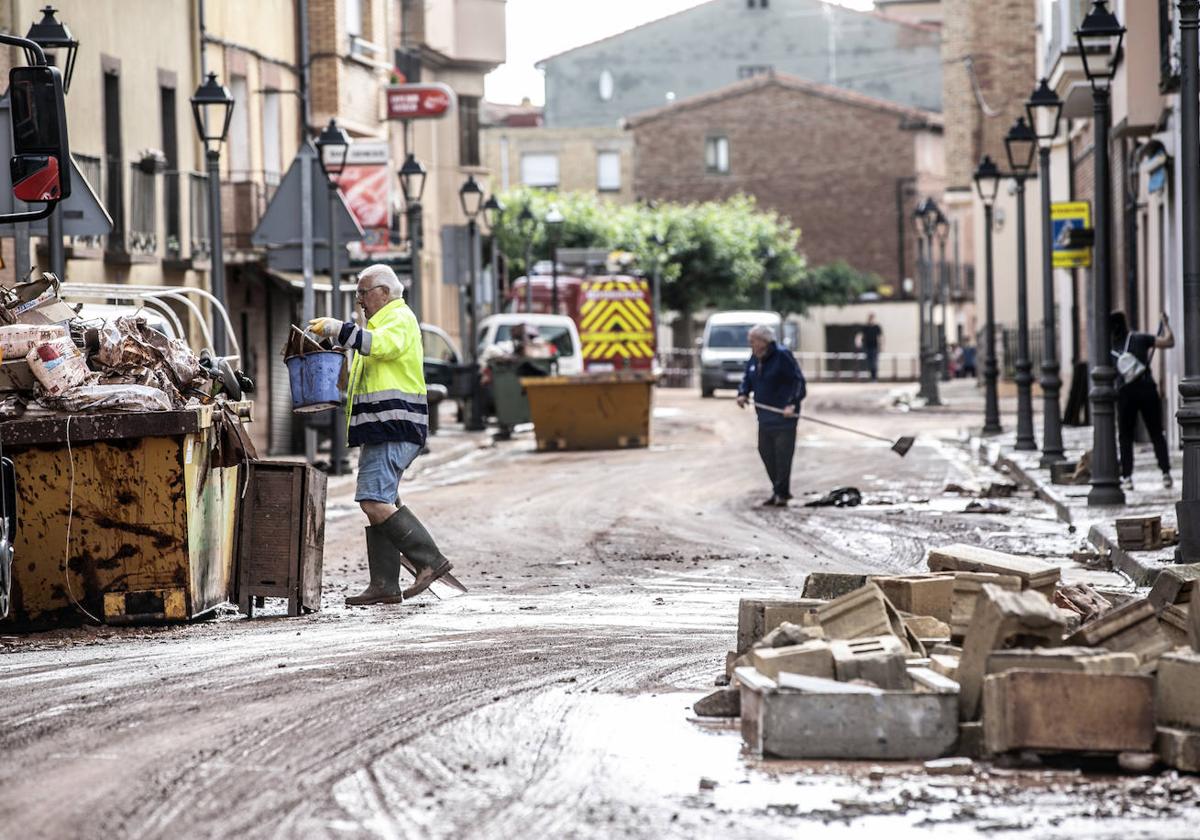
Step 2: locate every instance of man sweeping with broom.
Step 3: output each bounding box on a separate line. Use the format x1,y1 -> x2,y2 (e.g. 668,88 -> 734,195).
736,324 -> 807,507
309,264 -> 455,604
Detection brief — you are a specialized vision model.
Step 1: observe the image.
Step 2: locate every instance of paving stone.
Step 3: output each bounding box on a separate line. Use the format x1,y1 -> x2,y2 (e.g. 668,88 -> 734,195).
930,652 -> 960,680
1066,597 -> 1174,666
693,687 -> 740,718
830,636 -> 908,689
871,574 -> 955,622
985,647 -> 1138,677
1148,564 -> 1200,611
958,585 -> 1065,721
750,640 -> 834,681
908,665 -> 959,694
903,614 -> 952,642
950,572 -> 1022,639
802,572 -> 868,601
982,671 -> 1155,754
817,583 -> 911,652
1155,651 -> 1200,730
928,543 -> 1061,597
1157,726 -> 1200,773
736,598 -> 825,654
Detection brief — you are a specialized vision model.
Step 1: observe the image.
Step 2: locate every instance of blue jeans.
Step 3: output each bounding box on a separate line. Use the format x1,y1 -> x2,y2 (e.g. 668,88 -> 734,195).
864,348 -> 879,381
355,440 -> 422,503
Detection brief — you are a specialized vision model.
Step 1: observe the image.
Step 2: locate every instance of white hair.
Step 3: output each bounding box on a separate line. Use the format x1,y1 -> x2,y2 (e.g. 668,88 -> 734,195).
749,323 -> 776,342
357,264 -> 403,299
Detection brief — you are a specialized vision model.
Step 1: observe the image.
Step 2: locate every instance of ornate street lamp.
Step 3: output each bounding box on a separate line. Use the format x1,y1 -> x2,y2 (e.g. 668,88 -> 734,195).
482,194 -> 504,309
190,72 -> 235,358
974,155 -> 1003,434
1004,116 -> 1038,452
518,204 -> 536,311
913,198 -> 942,405
1027,78 -> 1067,465
545,204 -> 565,314
314,118 -> 353,476
936,210 -> 951,382
1077,0 -> 1126,506
1175,0 -> 1200,560
460,176 -> 486,432
398,153 -> 426,320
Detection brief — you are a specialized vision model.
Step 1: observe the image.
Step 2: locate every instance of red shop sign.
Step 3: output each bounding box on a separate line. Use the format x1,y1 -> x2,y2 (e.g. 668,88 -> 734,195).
386,83 -> 457,120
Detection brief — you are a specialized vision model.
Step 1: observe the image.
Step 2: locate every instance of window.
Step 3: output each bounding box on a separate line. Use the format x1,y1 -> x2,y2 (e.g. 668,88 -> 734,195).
189,171 -> 210,258
705,135 -> 730,174
103,67 -> 124,250
262,91 -> 282,184
737,64 -> 773,79
598,69 -> 614,101
597,151 -> 621,192
346,0 -> 363,37
228,75 -> 250,180
129,163 -> 157,255
520,153 -> 559,189
160,85 -> 180,257
459,95 -> 480,167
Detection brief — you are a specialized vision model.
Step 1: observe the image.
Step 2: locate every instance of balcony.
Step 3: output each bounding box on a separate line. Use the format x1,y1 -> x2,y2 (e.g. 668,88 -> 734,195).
1045,0 -> 1102,120
220,176 -> 275,254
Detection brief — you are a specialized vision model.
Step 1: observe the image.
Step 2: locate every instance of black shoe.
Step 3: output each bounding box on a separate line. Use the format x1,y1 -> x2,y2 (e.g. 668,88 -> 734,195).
761,496 -> 780,507
774,496 -> 789,507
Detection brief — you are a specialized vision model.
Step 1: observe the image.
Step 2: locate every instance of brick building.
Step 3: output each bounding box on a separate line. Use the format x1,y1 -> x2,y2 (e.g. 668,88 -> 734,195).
628,73 -> 943,291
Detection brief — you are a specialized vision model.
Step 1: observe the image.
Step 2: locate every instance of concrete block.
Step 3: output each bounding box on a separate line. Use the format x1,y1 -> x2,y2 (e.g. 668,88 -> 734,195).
750,641 -> 834,681
908,665 -> 960,694
1115,515 -> 1164,551
1159,606 -> 1192,649
982,671 -> 1155,754
817,583 -> 906,647
736,666 -> 958,760
958,585 -> 1065,721
928,543 -> 1061,596
1066,597 -> 1173,665
930,653 -> 960,680
985,647 -> 1138,676
1148,564 -> 1200,611
871,574 -> 955,622
950,572 -> 1022,638
955,721 -> 985,759
830,636 -> 909,689
802,572 -> 868,601
1157,726 -> 1200,773
694,687 -> 739,718
904,614 -> 952,642
736,598 -> 824,654
754,621 -> 825,650
1155,651 -> 1200,730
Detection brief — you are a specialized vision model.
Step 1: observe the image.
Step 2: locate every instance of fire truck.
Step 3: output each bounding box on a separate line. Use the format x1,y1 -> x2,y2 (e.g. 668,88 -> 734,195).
507,249 -> 656,372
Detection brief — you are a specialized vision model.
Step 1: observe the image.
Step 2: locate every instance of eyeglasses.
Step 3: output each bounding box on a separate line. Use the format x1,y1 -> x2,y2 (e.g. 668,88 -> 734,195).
355,285 -> 386,300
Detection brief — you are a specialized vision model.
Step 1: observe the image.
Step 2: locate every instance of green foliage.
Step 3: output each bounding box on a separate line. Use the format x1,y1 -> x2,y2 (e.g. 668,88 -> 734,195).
492,188 -> 872,315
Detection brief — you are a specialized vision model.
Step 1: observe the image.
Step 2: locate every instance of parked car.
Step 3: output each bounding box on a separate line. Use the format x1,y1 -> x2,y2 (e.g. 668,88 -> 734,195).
698,310 -> 781,397
476,313 -> 584,375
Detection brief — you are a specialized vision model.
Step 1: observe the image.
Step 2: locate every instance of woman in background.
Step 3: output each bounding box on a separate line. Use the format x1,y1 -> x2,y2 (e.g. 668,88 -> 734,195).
1110,310 -> 1174,490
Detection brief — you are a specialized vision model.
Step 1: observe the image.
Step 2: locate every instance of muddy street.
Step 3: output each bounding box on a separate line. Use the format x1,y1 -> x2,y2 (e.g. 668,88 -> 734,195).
2,383 -> 1196,839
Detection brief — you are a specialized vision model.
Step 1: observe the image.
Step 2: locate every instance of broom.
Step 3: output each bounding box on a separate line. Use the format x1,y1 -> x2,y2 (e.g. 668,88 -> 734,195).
751,401 -> 915,457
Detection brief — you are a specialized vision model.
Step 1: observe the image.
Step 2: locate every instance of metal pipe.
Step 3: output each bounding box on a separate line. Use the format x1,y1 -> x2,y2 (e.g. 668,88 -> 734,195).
1014,176 -> 1036,450
983,202 -> 1003,433
1177,0 -> 1200,559
206,150 -> 228,357
1038,145 -> 1066,464
407,202 -> 423,320
939,232 -> 950,381
915,232 -> 928,400
329,183 -> 347,476
465,218 -> 484,431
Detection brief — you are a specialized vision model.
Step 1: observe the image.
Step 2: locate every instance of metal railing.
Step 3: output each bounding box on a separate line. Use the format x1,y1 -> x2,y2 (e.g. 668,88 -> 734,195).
657,350 -> 921,388
70,153 -> 104,251
189,172 -> 211,259
128,165 -> 158,256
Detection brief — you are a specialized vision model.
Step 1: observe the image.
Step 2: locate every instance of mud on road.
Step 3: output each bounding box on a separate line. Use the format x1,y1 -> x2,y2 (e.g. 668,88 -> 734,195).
1,382 -> 1196,839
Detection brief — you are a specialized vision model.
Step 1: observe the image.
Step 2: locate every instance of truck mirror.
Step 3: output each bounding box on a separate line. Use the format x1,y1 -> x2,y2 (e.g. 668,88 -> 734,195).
9,64 -> 71,203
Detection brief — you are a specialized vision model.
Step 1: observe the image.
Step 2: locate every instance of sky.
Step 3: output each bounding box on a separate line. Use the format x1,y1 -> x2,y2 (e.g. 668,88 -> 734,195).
484,0 -> 876,106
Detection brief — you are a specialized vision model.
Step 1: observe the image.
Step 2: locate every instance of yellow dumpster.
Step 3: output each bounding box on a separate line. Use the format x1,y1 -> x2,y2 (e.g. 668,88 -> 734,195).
520,371 -> 655,451
0,403 -> 249,627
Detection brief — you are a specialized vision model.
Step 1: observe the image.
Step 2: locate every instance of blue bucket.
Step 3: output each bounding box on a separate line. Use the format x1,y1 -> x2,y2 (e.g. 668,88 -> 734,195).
285,351 -> 345,413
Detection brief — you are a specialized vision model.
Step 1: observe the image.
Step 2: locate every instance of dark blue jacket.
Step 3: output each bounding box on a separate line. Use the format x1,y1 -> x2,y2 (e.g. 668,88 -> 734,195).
738,342 -> 807,427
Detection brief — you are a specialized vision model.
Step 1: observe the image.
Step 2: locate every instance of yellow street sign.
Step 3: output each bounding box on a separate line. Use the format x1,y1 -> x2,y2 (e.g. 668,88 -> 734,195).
1051,201 -> 1091,268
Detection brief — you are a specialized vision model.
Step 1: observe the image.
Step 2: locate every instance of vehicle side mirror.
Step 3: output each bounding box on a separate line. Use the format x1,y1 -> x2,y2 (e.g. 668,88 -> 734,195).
9,64 -> 70,204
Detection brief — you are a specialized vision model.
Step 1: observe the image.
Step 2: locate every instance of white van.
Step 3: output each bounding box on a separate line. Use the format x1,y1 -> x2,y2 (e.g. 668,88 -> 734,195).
698,310 -> 783,397
477,313 -> 584,375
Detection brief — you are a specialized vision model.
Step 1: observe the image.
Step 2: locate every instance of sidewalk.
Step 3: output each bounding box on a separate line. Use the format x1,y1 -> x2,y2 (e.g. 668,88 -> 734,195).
976,424 -> 1184,585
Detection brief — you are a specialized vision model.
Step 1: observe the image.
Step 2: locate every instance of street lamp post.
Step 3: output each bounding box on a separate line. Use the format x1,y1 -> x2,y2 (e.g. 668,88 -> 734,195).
912,201 -> 930,400
460,175 -> 486,432
1027,78 -> 1067,465
483,194 -> 504,311
1077,0 -> 1126,506
1176,0 -> 1200,560
975,155 -> 1004,434
518,205 -> 535,311
398,153 -> 426,321
763,247 -> 776,311
545,204 -> 565,314
1005,116 -> 1038,451
315,118 -> 352,476
190,72 -> 235,358
915,198 -> 943,405
936,211 -> 950,382
26,5 -> 78,282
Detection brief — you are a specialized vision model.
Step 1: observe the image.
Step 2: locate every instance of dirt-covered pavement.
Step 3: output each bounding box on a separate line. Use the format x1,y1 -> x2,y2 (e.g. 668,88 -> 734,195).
2,382 -> 1198,839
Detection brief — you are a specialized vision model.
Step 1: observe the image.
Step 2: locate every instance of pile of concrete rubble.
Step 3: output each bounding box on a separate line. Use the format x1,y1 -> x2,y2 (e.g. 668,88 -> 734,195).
698,543 -> 1200,773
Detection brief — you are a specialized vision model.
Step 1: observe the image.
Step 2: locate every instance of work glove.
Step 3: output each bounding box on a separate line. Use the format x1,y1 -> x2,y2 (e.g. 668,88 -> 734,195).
307,317 -> 343,338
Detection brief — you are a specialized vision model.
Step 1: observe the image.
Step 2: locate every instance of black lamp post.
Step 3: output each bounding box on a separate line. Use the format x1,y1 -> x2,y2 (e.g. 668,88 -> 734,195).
912,200 -> 930,399
975,155 -> 1004,434
190,72 -> 235,358
914,198 -> 942,405
1004,115 -> 1038,451
518,205 -> 536,311
460,175 -> 486,432
398,152 -> 426,320
936,210 -> 950,382
545,204 -> 565,314
1177,0 -> 1200,561
483,194 -> 504,310
26,6 -> 78,283
1076,0 -> 1126,506
315,118 -> 352,476
1027,78 -> 1067,465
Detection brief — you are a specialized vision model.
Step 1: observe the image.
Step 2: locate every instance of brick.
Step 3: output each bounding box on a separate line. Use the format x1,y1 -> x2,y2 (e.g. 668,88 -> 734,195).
928,544 -> 1061,596
736,598 -> 824,654
802,572 -> 868,601
958,585 -> 1065,721
983,671 -> 1155,754
750,641 -> 835,681
1066,597 -> 1173,665
1157,727 -> 1200,773
830,636 -> 908,689
1155,651 -> 1200,730
1147,563 -> 1200,611
872,574 -> 954,622
950,572 -> 1022,639
985,647 -> 1138,676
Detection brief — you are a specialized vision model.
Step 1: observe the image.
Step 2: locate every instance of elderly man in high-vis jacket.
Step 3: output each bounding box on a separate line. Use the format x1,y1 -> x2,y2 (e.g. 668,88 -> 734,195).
309,264 -> 454,604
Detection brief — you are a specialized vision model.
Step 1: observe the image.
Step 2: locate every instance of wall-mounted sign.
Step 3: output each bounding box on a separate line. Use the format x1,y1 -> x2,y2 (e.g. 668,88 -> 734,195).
337,141 -> 391,254
385,83 -> 456,121
1051,201 -> 1092,269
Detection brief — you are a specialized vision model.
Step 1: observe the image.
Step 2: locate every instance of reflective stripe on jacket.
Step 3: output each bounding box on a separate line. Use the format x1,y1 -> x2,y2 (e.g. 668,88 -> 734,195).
341,298 -> 428,448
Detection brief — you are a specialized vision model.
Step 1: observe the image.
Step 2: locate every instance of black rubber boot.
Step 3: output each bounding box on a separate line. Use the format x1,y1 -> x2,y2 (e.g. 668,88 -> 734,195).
345,526 -> 404,605
377,506 -> 453,600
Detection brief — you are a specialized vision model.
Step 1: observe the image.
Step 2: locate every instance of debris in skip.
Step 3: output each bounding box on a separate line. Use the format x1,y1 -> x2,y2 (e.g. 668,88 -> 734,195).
696,540 -> 1200,774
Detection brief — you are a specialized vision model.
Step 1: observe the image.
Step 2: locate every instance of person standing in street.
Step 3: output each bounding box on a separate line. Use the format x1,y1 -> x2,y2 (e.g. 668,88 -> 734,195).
857,313 -> 883,381
1109,310 -> 1175,490
309,264 -> 455,604
737,324 -> 807,507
